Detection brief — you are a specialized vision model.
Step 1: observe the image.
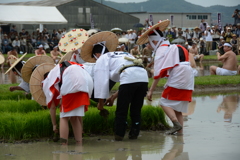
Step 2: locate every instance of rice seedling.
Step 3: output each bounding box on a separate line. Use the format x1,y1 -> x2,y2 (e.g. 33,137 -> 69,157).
0,101 -> 168,140
0,100 -> 42,113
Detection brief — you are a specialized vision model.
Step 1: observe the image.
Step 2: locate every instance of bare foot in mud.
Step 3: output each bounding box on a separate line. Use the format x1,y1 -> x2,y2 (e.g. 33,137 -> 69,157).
165,121 -> 182,135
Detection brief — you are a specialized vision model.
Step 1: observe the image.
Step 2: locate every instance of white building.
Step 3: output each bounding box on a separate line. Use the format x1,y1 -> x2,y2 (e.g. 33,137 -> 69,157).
129,12 -> 212,29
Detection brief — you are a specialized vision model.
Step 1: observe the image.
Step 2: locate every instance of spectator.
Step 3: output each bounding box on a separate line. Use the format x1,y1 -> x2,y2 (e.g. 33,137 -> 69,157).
236,23 -> 240,37
141,43 -> 153,68
35,44 -> 46,56
19,29 -> 27,37
232,9 -> 240,25
192,27 -> 201,40
51,29 -> 58,38
199,19 -> 209,32
26,35 -> 34,53
199,38 -> 206,55
12,37 -> 21,53
224,27 -> 233,43
52,36 -> 59,46
130,44 -> 140,58
20,37 -> 27,53
210,43 -> 238,75
165,27 -> 175,43
2,34 -> 12,54
183,28 -> 192,45
230,34 -> 238,54
50,46 -> 63,64
204,26 -> 213,54
218,37 -> 225,55
127,29 -> 137,52
189,43 -> 204,62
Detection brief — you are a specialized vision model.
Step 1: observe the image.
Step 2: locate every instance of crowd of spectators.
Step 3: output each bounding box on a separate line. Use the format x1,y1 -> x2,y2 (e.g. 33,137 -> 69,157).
1,17 -> 240,57
0,25 -> 67,54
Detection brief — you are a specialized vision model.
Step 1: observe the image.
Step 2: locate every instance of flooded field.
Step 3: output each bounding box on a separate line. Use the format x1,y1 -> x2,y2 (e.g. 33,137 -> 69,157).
0,61 -> 224,85
1,93 -> 239,160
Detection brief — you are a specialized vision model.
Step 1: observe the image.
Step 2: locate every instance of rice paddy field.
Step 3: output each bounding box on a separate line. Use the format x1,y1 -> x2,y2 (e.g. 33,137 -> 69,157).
0,54 -> 239,141
0,84 -> 168,142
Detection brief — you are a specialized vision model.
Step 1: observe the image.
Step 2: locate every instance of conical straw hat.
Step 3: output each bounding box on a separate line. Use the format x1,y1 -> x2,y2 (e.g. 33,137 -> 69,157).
5,53 -> 27,74
58,51 -> 74,64
30,63 -> 55,106
21,55 -> 55,83
136,19 -> 170,45
81,31 -> 118,63
58,28 -> 89,53
0,54 -> 5,64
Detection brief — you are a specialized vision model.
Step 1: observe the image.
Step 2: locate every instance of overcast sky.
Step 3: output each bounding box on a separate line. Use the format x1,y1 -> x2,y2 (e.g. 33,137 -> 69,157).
0,0 -> 239,7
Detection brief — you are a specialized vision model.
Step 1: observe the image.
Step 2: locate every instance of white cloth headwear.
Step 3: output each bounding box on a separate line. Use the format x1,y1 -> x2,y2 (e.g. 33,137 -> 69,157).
38,44 -> 43,48
148,29 -> 165,53
223,43 -> 232,47
93,41 -> 106,59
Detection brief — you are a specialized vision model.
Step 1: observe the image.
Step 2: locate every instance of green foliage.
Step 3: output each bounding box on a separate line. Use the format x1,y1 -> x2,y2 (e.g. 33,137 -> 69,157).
195,75 -> 240,85
0,99 -> 168,140
0,100 -> 42,113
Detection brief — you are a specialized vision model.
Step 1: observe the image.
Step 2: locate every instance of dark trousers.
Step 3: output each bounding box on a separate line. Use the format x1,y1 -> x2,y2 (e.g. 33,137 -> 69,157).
115,82 -> 148,137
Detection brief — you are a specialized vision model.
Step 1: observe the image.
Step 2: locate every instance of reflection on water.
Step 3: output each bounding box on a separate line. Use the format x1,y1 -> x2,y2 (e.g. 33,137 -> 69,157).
0,91 -> 240,159
195,61 -> 222,76
0,68 -> 20,84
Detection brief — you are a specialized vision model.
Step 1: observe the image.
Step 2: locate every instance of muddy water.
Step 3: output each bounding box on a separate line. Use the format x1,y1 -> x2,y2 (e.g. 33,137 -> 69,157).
0,68 -> 20,84
1,93 -> 240,160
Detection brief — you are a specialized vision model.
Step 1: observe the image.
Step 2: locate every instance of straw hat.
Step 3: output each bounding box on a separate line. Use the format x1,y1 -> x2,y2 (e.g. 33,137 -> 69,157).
81,31 -> 118,63
21,55 -> 55,83
0,54 -> 5,64
58,51 -> 74,64
58,28 -> 89,53
136,19 -> 170,45
5,53 -> 27,74
30,63 -> 55,106
194,26 -> 200,30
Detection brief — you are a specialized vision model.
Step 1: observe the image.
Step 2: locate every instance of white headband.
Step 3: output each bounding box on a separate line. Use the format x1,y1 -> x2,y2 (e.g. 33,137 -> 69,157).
223,43 -> 232,47
148,29 -> 165,53
93,41 -> 106,59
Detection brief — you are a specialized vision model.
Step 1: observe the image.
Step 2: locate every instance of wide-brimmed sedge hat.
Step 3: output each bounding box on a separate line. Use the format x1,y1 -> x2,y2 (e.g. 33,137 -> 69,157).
136,19 -> 170,45
5,53 -> 27,74
58,28 -> 89,53
58,51 -> 74,64
194,26 -> 200,30
30,63 -> 55,106
0,54 -> 5,64
21,55 -> 55,83
81,31 -> 118,63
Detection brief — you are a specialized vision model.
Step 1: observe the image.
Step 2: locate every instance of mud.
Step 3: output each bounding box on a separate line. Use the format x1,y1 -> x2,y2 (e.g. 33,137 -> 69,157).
1,94 -> 240,160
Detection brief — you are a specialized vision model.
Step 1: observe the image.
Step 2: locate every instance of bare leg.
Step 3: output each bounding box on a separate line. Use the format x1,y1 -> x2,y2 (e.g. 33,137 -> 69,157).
161,105 -> 178,121
161,106 -> 182,134
70,116 -> 82,144
78,117 -> 84,133
210,66 -> 217,75
60,117 -> 69,145
174,110 -> 183,134
200,54 -> 204,62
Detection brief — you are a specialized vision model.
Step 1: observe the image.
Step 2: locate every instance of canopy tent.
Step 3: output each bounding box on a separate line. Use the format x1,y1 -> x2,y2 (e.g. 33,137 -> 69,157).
0,5 -> 67,24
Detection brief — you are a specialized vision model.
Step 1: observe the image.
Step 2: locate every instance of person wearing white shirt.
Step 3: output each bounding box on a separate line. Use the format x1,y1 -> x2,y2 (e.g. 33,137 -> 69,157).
127,29 -> 137,52
204,26 -> 213,54
12,37 -> 21,53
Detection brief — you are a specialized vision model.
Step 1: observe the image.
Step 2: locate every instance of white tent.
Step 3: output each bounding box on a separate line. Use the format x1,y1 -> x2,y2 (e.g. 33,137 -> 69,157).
0,5 -> 67,24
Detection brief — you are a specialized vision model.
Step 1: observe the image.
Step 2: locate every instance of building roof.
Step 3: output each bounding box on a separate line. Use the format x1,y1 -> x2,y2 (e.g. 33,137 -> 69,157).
0,5 -> 67,24
127,11 -> 211,14
0,0 -> 75,6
